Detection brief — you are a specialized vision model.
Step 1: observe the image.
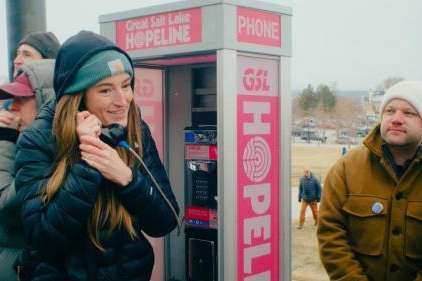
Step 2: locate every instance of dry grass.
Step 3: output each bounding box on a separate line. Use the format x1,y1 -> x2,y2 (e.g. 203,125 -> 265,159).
291,143 -> 349,187
291,221 -> 329,281
290,143 -> 358,281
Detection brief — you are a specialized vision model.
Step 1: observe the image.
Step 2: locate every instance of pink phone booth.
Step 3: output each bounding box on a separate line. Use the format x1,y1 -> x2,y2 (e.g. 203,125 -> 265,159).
100,0 -> 292,280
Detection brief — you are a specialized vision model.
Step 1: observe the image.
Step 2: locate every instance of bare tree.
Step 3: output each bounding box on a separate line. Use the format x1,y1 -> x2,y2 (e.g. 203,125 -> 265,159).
376,76 -> 404,91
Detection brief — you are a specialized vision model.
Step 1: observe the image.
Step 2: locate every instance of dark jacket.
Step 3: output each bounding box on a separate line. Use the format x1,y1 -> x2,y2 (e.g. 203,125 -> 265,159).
0,59 -> 55,281
15,100 -> 179,281
298,173 -> 321,202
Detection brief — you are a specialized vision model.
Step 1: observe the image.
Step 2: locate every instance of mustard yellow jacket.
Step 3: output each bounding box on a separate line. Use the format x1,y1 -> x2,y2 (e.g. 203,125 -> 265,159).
318,125 -> 422,281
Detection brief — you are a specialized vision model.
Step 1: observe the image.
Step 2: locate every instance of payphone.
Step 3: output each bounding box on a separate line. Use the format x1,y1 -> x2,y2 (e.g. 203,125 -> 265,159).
184,126 -> 217,281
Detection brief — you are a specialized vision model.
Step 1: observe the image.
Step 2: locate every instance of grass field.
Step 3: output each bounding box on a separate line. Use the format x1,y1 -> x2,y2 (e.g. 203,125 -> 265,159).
291,143 -> 352,187
291,142 -> 359,281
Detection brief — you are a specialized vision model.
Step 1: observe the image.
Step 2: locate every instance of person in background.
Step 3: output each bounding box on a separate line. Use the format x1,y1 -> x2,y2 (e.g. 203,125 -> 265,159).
297,166 -> 321,229
318,81 -> 422,281
0,59 -> 55,281
13,31 -> 60,76
0,31 -> 59,118
14,30 -> 179,281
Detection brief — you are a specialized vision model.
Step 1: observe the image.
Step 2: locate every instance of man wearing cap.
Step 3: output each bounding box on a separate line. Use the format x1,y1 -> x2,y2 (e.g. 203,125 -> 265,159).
0,60 -> 55,281
318,81 -> 422,281
13,31 -> 60,76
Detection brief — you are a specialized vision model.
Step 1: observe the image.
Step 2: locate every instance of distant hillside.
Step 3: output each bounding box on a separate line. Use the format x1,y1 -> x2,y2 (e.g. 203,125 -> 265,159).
292,89 -> 367,97
336,90 -> 368,97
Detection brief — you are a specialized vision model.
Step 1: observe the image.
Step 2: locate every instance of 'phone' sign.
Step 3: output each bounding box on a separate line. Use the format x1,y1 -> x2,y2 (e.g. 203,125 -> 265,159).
116,8 -> 202,51
237,56 -> 280,281
237,6 -> 281,47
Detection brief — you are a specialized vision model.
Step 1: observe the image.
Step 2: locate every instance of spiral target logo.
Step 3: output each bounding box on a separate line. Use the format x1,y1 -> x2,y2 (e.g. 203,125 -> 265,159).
242,136 -> 271,182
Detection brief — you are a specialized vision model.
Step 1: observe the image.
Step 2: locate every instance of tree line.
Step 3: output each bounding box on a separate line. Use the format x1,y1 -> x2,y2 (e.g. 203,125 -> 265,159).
298,84 -> 336,113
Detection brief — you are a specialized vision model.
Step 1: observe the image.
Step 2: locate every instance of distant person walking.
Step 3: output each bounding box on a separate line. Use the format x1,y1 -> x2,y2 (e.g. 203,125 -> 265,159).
298,166 -> 321,229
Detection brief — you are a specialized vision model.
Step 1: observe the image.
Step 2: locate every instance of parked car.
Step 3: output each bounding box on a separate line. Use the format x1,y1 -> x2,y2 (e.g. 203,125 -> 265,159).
300,130 -> 327,143
292,127 -> 303,137
356,127 -> 369,137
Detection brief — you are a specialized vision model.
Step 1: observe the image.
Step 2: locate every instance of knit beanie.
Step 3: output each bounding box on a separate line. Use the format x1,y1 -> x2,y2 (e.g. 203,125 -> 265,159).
380,81 -> 422,118
63,50 -> 133,94
18,31 -> 61,59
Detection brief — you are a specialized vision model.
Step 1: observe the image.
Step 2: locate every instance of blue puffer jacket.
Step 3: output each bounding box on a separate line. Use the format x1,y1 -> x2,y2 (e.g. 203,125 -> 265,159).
298,173 -> 321,202
14,100 -> 179,281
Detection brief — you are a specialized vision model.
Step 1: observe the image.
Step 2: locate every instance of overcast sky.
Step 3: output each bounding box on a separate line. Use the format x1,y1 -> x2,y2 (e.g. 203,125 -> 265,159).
1,0 -> 422,90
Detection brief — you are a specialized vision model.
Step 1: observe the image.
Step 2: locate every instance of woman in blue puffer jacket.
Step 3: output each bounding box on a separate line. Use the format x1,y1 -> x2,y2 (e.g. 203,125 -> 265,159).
14,30 -> 179,281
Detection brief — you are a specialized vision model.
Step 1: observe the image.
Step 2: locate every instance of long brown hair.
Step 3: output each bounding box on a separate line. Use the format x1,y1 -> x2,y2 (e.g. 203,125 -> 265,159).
43,93 -> 143,250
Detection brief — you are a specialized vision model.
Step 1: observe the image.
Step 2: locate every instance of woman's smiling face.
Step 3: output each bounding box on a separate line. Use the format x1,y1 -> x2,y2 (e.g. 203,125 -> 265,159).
84,73 -> 133,127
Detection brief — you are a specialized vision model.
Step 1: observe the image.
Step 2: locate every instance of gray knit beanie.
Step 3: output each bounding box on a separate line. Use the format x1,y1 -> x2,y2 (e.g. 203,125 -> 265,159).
18,31 -> 61,59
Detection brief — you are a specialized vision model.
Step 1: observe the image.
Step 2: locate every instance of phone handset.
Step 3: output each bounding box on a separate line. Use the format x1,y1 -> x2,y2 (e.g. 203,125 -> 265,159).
100,124 -> 127,147
77,103 -> 123,146
101,123 -> 182,235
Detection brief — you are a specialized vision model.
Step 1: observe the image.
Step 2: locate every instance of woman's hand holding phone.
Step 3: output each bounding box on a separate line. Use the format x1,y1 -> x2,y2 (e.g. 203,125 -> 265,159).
79,134 -> 133,186
76,111 -> 102,140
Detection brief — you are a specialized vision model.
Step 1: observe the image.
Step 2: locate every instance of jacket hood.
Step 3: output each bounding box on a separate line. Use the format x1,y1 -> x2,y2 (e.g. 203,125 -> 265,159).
18,59 -> 55,110
54,30 -> 134,100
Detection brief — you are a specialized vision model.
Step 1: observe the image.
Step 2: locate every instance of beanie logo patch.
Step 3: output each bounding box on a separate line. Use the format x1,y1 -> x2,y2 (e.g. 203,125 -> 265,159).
108,59 -> 125,75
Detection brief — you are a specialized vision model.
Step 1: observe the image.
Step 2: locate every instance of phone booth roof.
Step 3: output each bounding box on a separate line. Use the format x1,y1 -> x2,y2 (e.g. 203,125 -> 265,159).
99,0 -> 292,61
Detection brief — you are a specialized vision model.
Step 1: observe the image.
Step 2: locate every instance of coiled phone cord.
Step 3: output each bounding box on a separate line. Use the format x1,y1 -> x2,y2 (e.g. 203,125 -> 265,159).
118,141 -> 182,235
